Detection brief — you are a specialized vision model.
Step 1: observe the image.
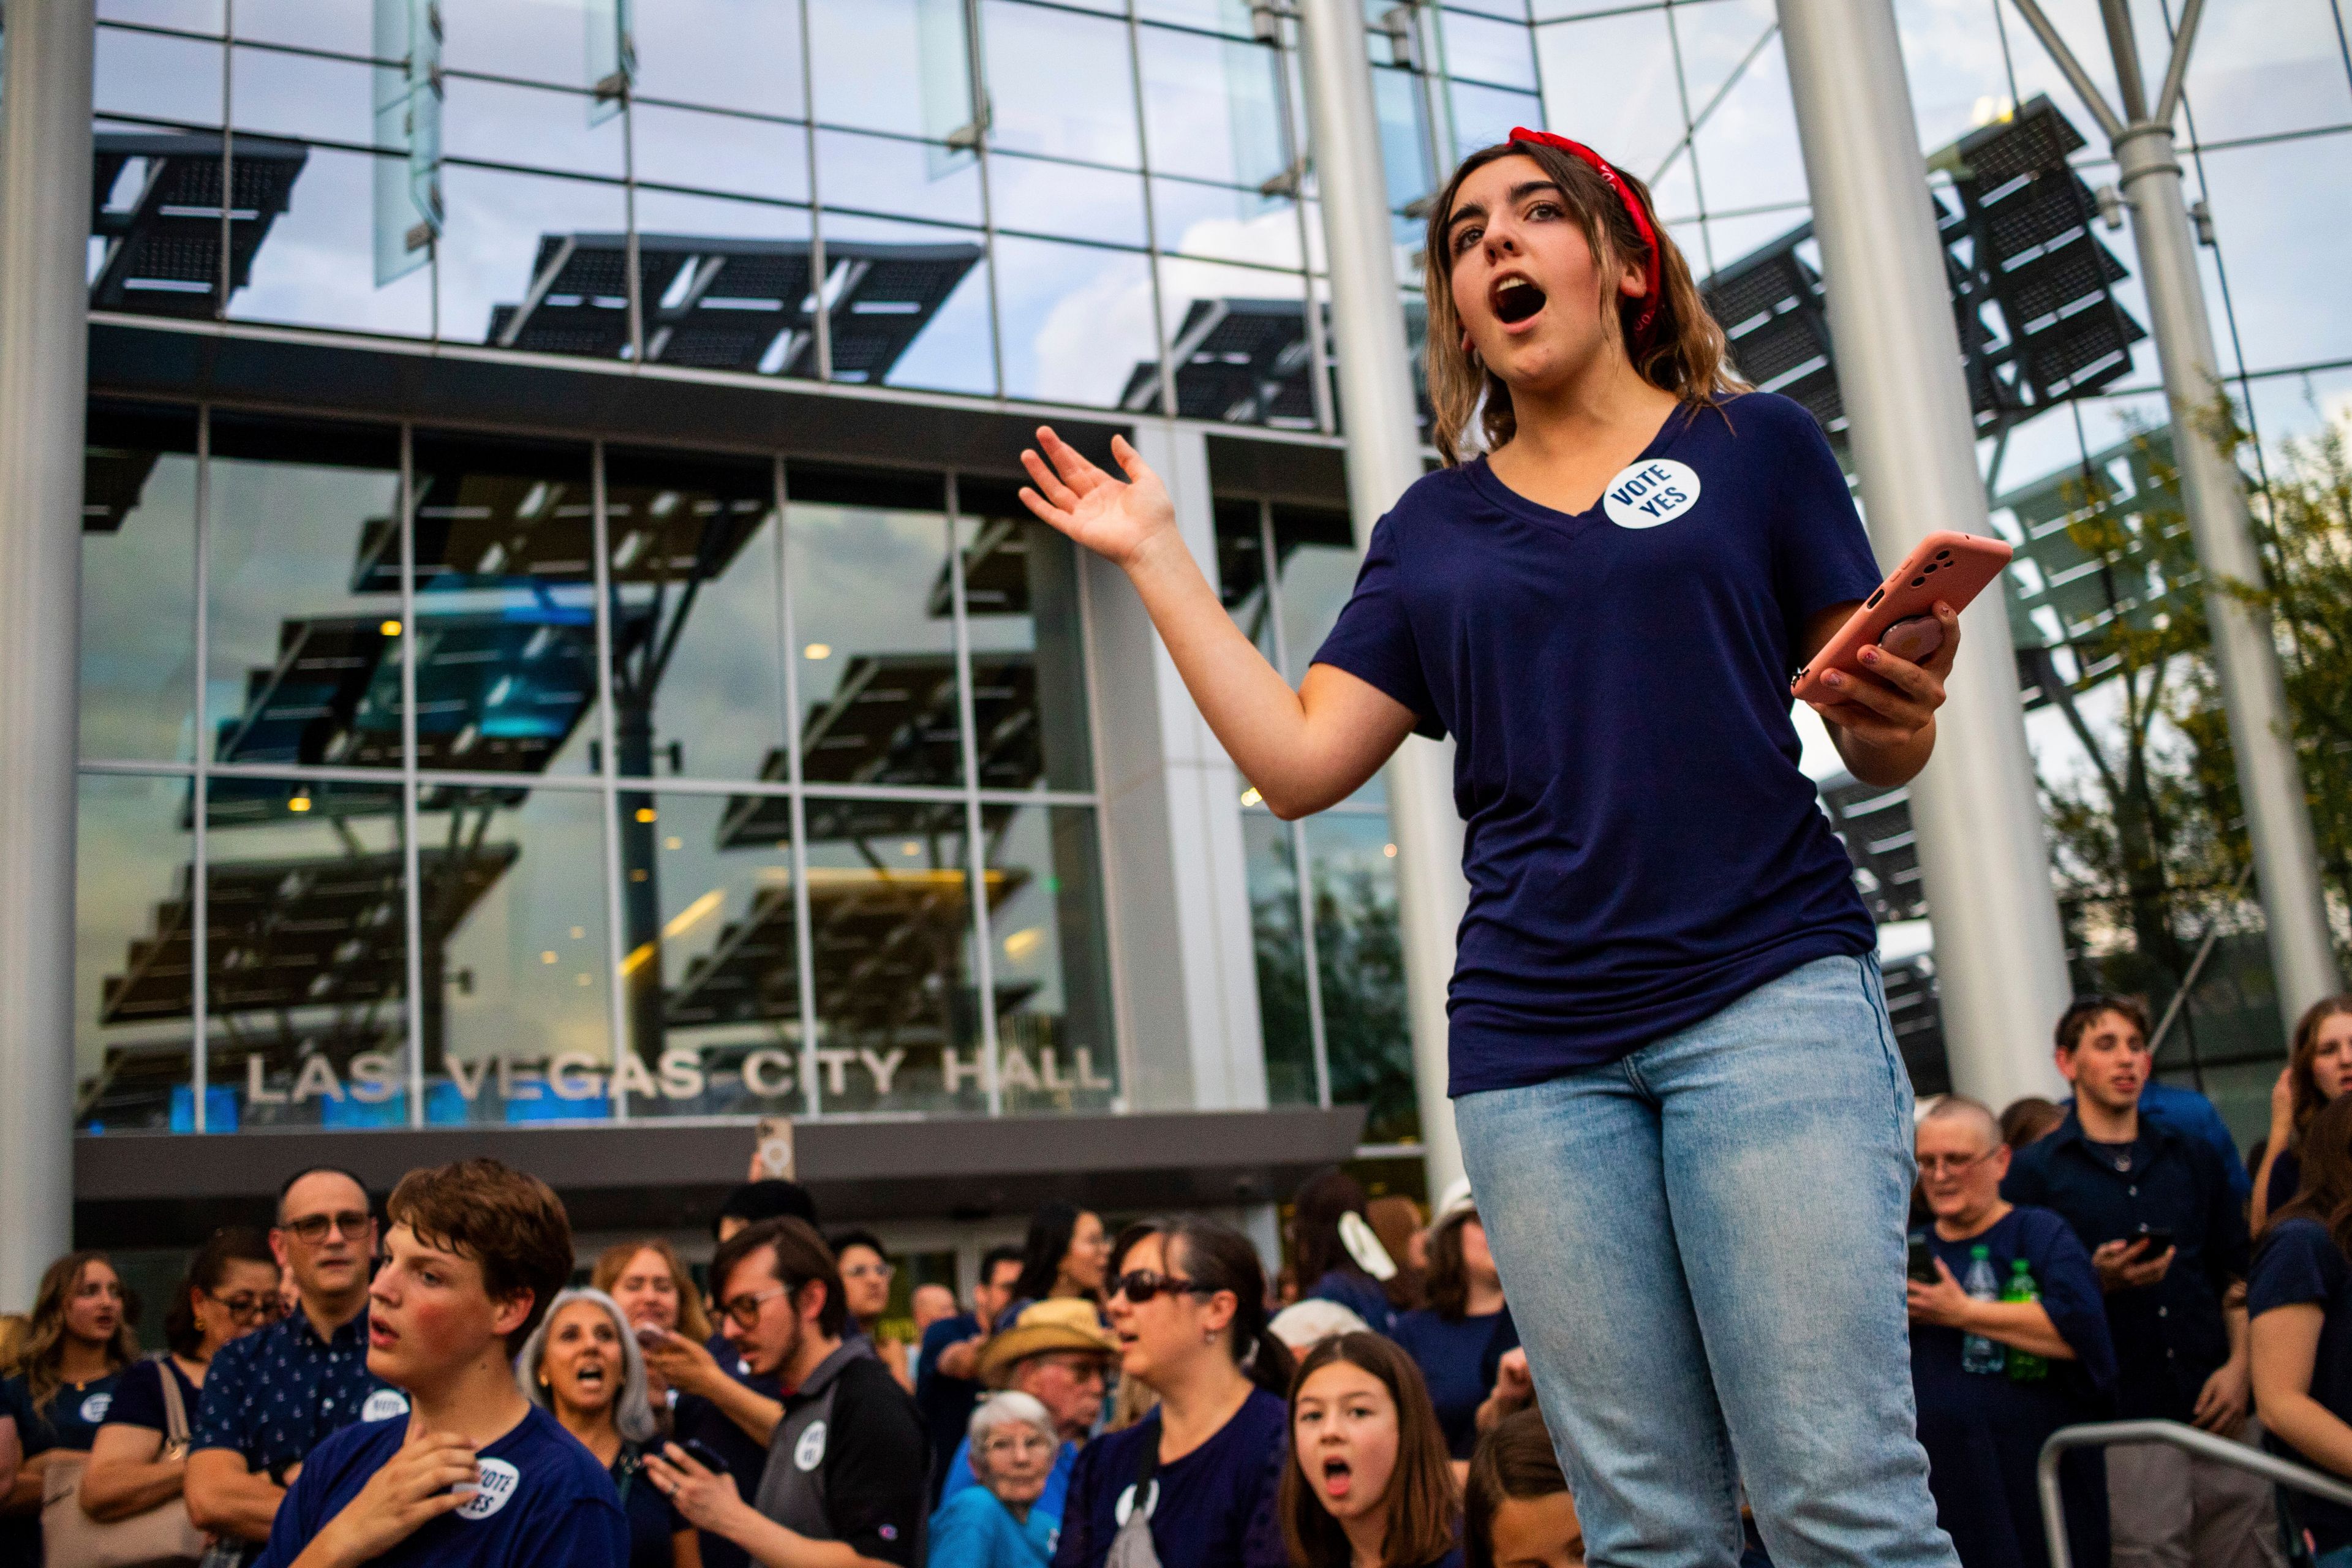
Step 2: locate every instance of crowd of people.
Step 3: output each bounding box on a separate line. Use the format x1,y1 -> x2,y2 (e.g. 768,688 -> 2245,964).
2,988 -> 2350,1568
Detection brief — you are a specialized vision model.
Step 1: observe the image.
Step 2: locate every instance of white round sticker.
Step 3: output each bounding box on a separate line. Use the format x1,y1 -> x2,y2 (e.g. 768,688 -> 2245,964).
1114,1480 -> 1159,1526
794,1419 -> 827,1472
457,1458 -> 521,1520
361,1389 -> 410,1422
79,1392 -> 113,1425
1601,458 -> 1702,530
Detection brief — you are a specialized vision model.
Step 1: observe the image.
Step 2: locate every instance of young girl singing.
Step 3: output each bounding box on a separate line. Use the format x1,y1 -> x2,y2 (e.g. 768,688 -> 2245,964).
1018,129 -> 1965,1566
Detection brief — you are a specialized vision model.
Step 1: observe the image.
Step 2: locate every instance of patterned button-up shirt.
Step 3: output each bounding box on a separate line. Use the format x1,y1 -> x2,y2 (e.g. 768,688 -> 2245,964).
191,1303 -> 407,1472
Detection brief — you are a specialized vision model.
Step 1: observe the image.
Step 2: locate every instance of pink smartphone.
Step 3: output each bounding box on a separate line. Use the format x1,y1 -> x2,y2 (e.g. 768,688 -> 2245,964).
1790,529 -> 2014,705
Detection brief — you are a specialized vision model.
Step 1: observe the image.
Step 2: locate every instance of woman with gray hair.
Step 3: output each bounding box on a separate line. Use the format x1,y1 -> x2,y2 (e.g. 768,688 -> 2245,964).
518,1286 -> 699,1568
927,1390 -> 1060,1567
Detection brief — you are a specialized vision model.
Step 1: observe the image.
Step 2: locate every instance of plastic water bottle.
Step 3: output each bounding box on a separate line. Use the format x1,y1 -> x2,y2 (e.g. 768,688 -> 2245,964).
2004,1259 -> 2048,1382
1962,1246 -> 2005,1375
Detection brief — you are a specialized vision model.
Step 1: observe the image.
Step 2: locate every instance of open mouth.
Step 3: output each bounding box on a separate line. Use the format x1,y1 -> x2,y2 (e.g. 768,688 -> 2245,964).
576,1363 -> 608,1389
1320,1457 -> 1354,1500
1491,274 -> 1547,325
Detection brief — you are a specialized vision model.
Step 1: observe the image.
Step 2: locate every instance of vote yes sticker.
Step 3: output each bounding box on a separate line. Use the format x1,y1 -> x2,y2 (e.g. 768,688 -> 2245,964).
361,1389 -> 410,1422
1602,458 -> 1700,530
794,1419 -> 828,1472
457,1458 -> 521,1520
80,1392 -> 113,1425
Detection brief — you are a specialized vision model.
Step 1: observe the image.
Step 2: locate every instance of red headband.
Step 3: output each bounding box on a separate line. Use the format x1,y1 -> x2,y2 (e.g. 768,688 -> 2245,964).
1506,127 -> 1661,345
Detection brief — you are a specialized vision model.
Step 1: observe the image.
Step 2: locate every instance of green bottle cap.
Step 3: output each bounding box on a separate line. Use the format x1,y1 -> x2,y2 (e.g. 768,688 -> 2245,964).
1971,1244 -> 1991,1257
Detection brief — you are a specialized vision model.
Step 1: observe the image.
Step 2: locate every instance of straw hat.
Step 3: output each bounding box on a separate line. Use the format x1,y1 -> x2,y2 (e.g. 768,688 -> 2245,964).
978,1298 -> 1117,1387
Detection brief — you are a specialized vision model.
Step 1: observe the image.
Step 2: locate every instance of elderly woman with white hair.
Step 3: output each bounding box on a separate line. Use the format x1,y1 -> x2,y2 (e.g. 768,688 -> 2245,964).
518,1286 -> 701,1568
927,1390 -> 1061,1567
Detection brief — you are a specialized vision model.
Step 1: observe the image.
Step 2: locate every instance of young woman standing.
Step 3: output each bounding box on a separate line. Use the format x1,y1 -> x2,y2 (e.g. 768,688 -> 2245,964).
1019,129 -> 1966,1565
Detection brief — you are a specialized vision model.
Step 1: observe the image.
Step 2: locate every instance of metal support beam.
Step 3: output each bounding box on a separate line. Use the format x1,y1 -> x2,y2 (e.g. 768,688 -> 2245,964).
1779,0 -> 2073,1104
0,0 -> 99,1307
1295,0 -> 1468,1197
2008,0 -> 2344,1023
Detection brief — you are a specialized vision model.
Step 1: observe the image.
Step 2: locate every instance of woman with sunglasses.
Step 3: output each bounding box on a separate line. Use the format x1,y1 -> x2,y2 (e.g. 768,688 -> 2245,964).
1019,121 -> 1977,1564
81,1229 -> 281,1527
1052,1217 -> 1296,1568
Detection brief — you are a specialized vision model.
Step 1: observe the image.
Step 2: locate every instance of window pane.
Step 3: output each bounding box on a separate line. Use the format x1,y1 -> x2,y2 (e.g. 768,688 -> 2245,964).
206,414 -> 405,770
634,104 -> 811,205
81,404 -> 198,763
816,213 -> 997,395
2180,0 -> 2352,143
233,0 -> 368,54
953,491 -> 1095,792
984,1 -> 1141,168
1152,178 -> 1304,267
1152,258 -> 1316,428
429,785 -> 613,1125
986,804 -> 1117,1114
227,143 -> 437,339
634,788 -> 803,1115
1449,81 -> 1542,164
96,24 -> 224,128
443,77 -> 624,180
635,0 -> 809,121
1276,505 -> 1385,805
606,448 -> 786,782
1371,64 -> 1436,211
1139,25 -> 1288,189
440,0 -> 603,89
440,167 -> 631,360
1135,0 -> 1257,37
786,470 -> 964,789
816,130 -> 984,227
1305,813 -> 1414,1142
1441,10 -> 1539,89
231,44 -> 378,151
1243,810 -> 1318,1108
409,432 -> 603,778
1682,6 -> 1807,214
628,189 -> 820,379
205,774 -> 409,1130
2198,135 -> 2352,374
1534,10 -> 1684,177
809,0 -> 976,140
992,154 -> 1148,248
990,236 -> 1158,409
103,0 -> 222,31
802,793 -> 986,1112
77,773 -> 195,1133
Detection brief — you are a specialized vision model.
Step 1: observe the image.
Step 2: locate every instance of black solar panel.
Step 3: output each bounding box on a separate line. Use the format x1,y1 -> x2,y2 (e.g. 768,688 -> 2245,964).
1122,298 -> 1322,428
89,131 -> 306,317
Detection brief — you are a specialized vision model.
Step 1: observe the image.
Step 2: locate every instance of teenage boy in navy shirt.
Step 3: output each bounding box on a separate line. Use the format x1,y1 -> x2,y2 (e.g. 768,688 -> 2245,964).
190,1167 -> 410,1561
2002,997 -> 2272,1567
255,1158 -> 626,1568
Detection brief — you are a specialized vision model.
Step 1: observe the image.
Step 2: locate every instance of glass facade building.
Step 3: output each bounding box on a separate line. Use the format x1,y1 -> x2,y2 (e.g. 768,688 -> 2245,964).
24,0 -> 2350,1251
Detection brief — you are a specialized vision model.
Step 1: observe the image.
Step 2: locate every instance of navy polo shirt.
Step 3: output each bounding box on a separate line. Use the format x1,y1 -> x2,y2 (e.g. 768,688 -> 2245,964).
191,1305 -> 410,1474
1311,393 -> 1881,1091
2250,1218 -> 2352,1551
915,1311 -> 983,1494
255,1401 -> 627,1568
2002,1111 -> 2249,1421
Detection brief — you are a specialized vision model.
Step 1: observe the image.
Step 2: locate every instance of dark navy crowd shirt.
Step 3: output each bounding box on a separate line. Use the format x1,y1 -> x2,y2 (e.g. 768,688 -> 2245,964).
1050,1387 -> 1289,1568
1311,393 -> 1882,1091
1393,1309 -> 1509,1460
192,1306 -> 410,1474
255,1401 -> 627,1568
2250,1218 -> 2352,1551
916,1311 -> 985,1494
102,1355 -> 203,1437
674,1331 -> 786,1568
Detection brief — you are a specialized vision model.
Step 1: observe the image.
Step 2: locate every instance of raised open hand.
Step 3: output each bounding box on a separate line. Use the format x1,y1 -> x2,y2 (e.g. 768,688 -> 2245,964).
1019,426 -> 1178,571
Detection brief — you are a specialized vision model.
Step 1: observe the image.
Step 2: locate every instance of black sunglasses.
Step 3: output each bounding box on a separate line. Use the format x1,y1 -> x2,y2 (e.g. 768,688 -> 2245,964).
1110,1270 -> 1216,1305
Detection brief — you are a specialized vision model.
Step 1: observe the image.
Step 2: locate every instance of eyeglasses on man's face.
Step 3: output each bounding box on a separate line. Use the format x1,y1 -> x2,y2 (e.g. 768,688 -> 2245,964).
717,1283 -> 790,1330
1915,1150 -> 1992,1176
282,1210 -> 372,1245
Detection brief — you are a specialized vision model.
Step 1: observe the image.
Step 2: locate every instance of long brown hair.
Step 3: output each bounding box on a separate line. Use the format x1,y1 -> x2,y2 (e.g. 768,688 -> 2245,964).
2269,1091 -> 2352,1255
592,1237 -> 715,1343
1423,1207 -> 1487,1322
2287,995 -> 2352,1153
1421,134 -> 1743,466
20,1252 -> 138,1417
1281,1332 -> 1460,1568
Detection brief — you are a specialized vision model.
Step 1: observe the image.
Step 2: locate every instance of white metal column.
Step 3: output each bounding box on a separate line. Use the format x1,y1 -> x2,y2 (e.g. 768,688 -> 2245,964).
0,0 -> 99,1305
1295,0 -> 1468,1196
2008,0 -> 2342,1025
1778,0 -> 2072,1103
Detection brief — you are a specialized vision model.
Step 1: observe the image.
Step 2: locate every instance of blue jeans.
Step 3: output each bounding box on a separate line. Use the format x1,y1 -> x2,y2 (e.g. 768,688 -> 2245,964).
1457,952 -> 1958,1568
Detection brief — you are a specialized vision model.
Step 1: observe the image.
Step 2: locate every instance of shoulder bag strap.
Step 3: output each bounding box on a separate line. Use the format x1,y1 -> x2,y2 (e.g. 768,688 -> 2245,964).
156,1354 -> 193,1449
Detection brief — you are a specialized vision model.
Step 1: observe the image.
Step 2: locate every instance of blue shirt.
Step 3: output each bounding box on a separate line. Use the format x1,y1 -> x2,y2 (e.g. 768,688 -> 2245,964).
192,1305 -> 409,1473
0,1365 -> 129,1453
941,1433 -> 1077,1523
102,1356 -> 202,1438
1306,1270 -> 1398,1336
2250,1218 -> 2352,1551
675,1332 -> 785,1568
1050,1387 -> 1289,1568
1393,1309 -> 1507,1460
1909,1207 -> 2114,1568
612,1443 -> 687,1568
255,1402 -> 627,1568
917,1313 -> 986,1492
1311,394 -> 1880,1091
2002,1111 -> 2248,1420
930,1485 -> 1059,1568
2132,1082 -> 2253,1202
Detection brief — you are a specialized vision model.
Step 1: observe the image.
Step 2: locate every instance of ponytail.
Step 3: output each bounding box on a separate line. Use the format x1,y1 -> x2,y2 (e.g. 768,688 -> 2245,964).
1114,1216 -> 1296,1395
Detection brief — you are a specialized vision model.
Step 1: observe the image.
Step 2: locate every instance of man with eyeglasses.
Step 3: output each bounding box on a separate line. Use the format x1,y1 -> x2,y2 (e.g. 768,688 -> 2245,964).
188,1166 -> 410,1562
1907,1095 -> 2115,1568
646,1216 -> 929,1568
931,1297 -> 1115,1535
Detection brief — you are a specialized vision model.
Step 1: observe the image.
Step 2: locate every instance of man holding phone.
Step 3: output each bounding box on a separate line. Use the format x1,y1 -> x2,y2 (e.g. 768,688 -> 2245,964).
2003,997 -> 2270,1567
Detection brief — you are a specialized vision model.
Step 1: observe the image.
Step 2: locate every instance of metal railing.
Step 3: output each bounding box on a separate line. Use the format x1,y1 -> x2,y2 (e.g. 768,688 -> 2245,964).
2040,1420 -> 2352,1568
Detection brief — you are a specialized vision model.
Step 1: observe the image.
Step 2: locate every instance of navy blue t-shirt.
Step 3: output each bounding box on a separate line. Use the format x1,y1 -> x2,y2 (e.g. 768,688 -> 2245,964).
612,1442 -> 688,1568
1311,394 -> 1881,1091
254,1402 -> 627,1568
0,1365 -> 130,1454
1050,1387 -> 1289,1568
916,1312 -> 985,1496
1392,1310 -> 1506,1460
101,1356 -> 202,1438
2250,1218 -> 2352,1550
674,1332 -> 785,1568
